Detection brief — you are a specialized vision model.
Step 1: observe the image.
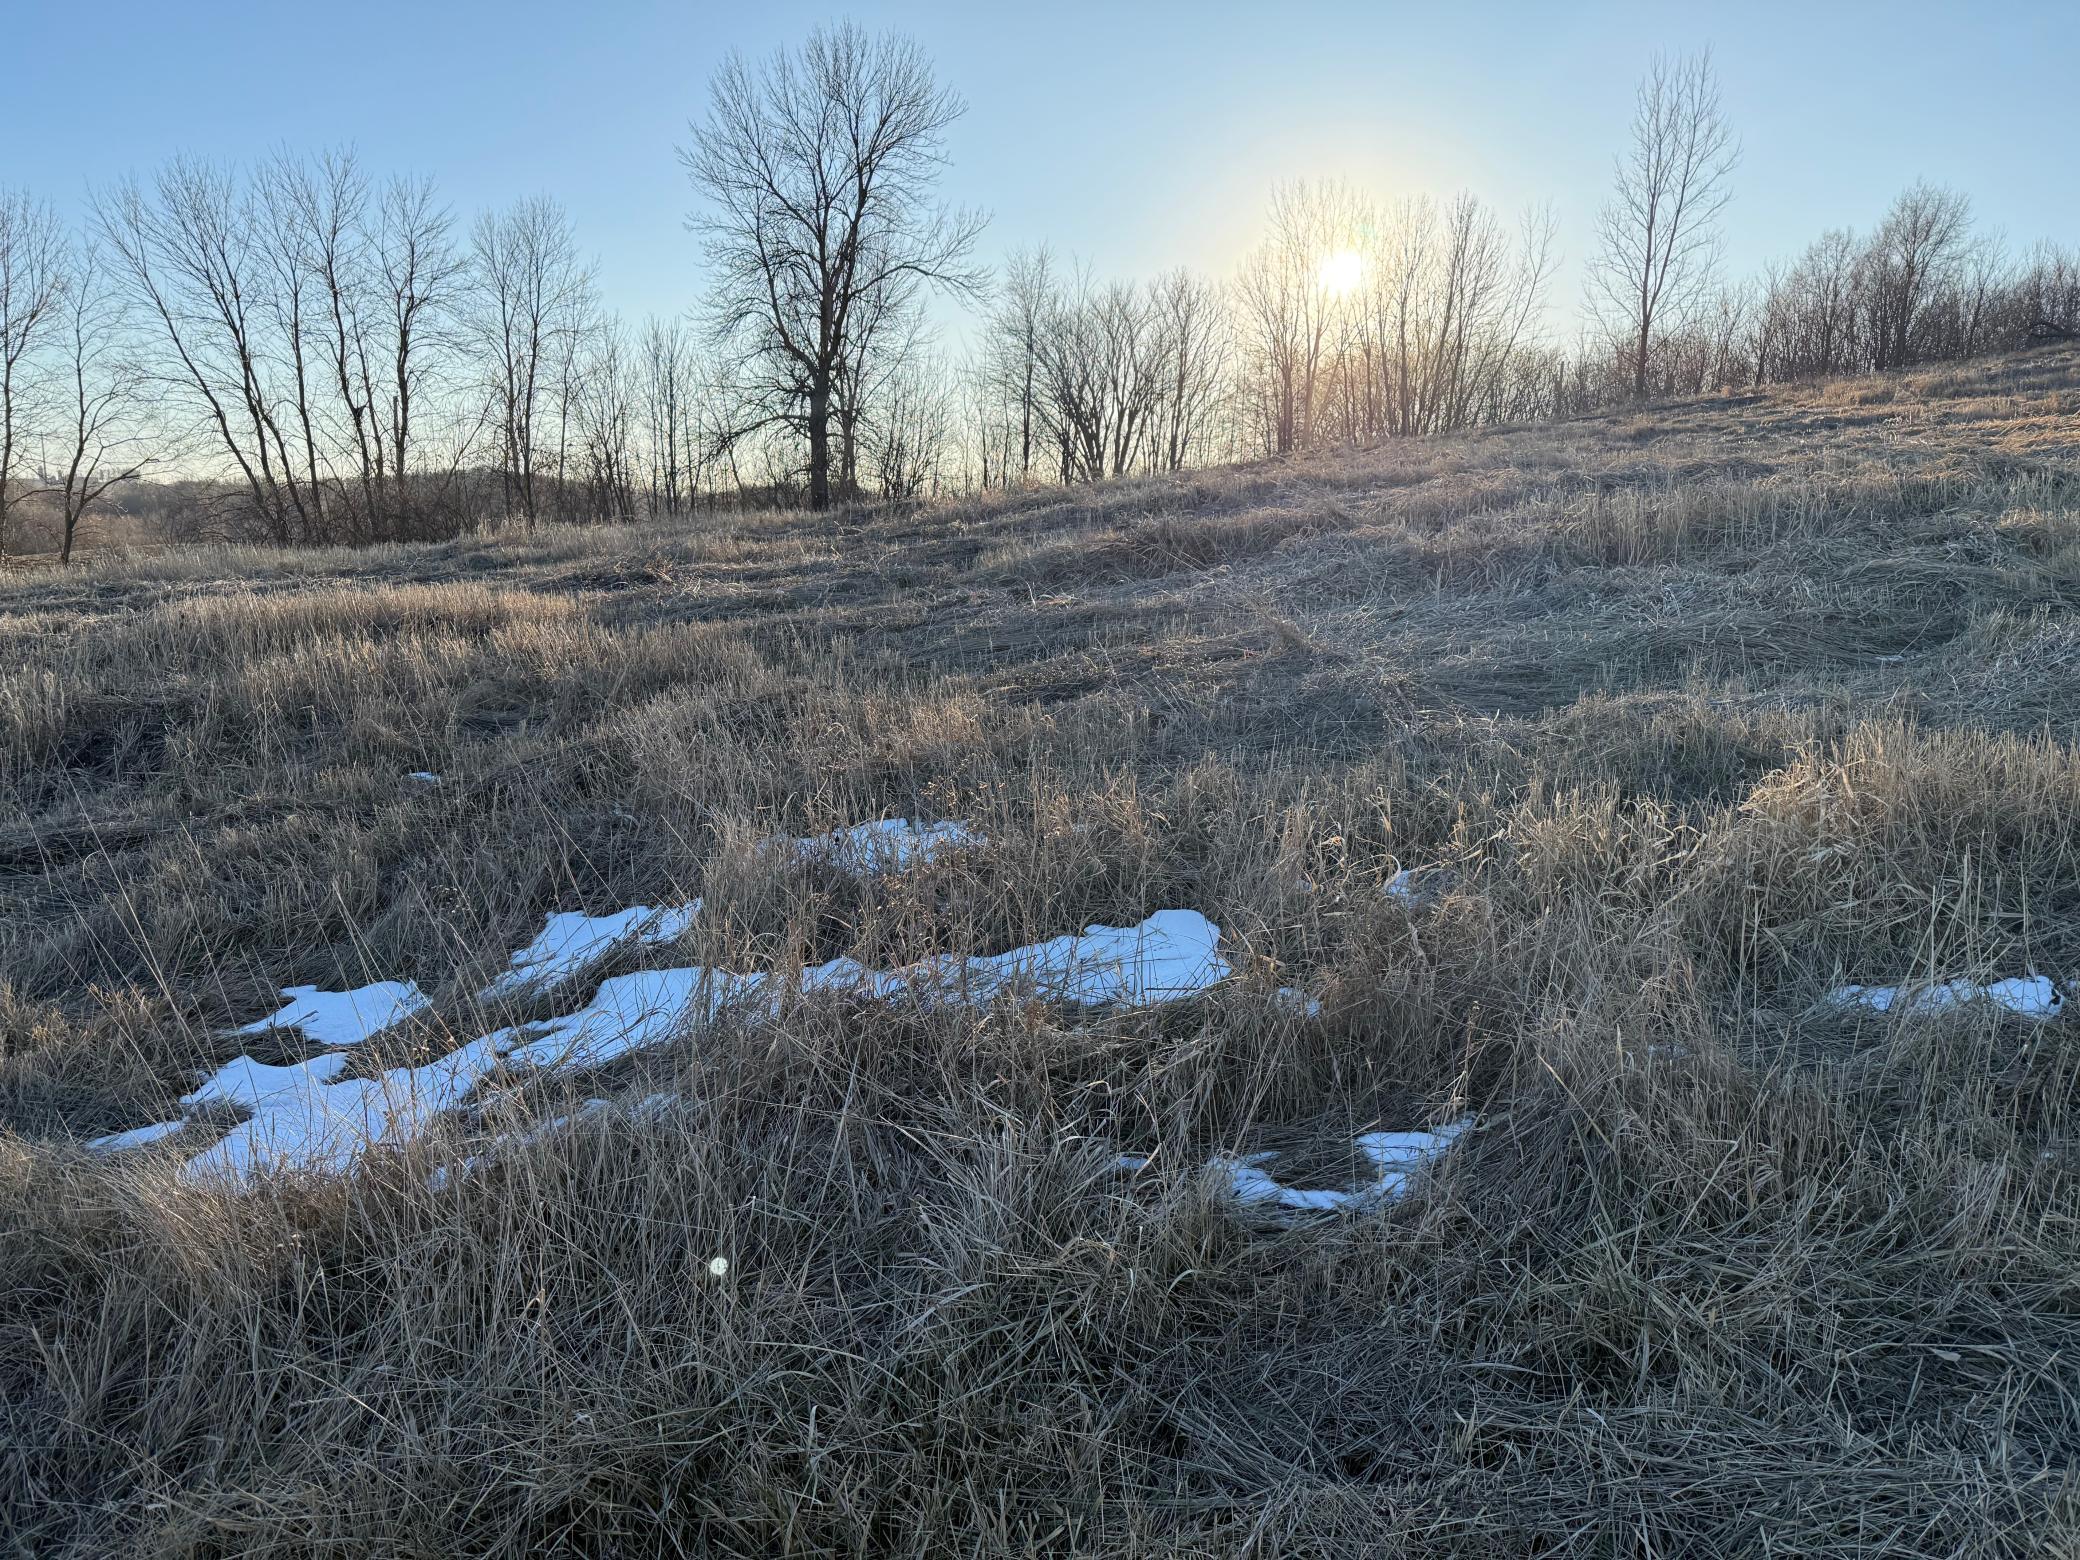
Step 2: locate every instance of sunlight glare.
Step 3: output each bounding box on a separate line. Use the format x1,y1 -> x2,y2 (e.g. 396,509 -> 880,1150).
1317,247 -> 1364,297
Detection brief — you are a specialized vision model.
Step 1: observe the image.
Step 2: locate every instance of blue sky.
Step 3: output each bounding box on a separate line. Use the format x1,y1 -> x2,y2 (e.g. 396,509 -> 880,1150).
12,0 -> 2077,341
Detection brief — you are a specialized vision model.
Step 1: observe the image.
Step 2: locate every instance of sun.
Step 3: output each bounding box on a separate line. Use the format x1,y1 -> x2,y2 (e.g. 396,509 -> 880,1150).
1317,247 -> 1364,297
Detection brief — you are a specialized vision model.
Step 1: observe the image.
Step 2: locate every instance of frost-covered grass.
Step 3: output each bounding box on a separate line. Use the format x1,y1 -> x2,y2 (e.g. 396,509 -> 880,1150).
6,348 -> 2080,1555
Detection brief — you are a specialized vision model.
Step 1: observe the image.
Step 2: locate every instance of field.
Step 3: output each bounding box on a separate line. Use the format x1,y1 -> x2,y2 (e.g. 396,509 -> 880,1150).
5,350 -> 2080,1556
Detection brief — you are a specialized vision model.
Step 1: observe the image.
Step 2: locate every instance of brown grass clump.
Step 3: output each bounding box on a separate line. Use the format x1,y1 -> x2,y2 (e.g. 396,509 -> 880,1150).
5,349 -> 2080,1555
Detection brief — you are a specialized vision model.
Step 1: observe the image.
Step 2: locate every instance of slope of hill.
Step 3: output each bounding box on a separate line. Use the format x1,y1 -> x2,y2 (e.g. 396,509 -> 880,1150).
5,349 -> 2080,1555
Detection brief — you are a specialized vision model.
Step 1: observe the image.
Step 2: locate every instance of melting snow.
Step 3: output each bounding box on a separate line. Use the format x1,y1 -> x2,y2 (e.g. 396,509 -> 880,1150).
499,966 -> 770,1072
181,1038 -> 504,1186
117,832 -> 1232,1190
238,982 -> 430,1048
909,909 -> 1228,1008
1381,867 -> 1454,909
771,818 -> 980,874
1274,986 -> 1324,1018
86,1119 -> 185,1153
1216,1117 -> 1473,1215
1828,975 -> 2066,1020
500,910 -> 1229,1073
1356,1117 -> 1475,1201
183,1052 -> 352,1110
1217,1151 -> 1359,1211
481,902 -> 702,1001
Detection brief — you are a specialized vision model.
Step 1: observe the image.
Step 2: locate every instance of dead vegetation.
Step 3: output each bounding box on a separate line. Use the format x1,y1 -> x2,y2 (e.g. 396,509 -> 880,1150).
4,349 -> 2080,1555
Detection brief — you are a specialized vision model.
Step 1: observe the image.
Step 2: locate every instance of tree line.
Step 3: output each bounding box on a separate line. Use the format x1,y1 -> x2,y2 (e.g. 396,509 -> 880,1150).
0,30 -> 2075,554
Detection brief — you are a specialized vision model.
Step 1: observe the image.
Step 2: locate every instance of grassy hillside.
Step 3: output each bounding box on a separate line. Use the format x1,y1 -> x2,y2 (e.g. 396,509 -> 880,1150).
5,350 -> 2080,1556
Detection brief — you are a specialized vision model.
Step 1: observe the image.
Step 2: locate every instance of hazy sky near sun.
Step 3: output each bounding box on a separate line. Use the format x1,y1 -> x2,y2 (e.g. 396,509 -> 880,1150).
11,0 -> 2077,343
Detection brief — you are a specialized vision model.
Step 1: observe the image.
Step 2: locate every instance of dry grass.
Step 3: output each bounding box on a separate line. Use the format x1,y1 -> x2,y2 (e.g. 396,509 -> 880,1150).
5,348 -> 2080,1555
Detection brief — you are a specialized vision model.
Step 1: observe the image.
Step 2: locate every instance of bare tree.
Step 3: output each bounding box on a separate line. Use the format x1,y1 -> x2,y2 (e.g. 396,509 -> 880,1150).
45,242 -> 155,563
1235,181 -> 1362,454
1589,50 -> 1738,400
0,190 -> 65,559
1148,269 -> 1231,471
252,155 -> 342,538
464,195 -> 592,528
869,351 -> 953,499
983,246 -> 1058,486
1758,227 -> 1860,380
97,160 -> 319,541
1862,182 -> 1973,370
373,175 -> 463,535
832,263 -> 927,502
572,315 -> 641,522
682,22 -> 984,510
638,315 -> 701,516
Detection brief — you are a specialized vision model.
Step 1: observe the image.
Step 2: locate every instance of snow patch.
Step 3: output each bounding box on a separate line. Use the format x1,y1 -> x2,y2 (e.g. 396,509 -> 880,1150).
86,1119 -> 185,1153
918,909 -> 1229,1008
1216,1151 -> 1359,1211
481,902 -> 702,1001
499,966 -> 769,1072
1382,867 -> 1453,909
771,818 -> 980,874
406,771 -> 442,785
238,982 -> 431,1048
1216,1117 -> 1473,1215
143,875 -> 1223,1189
183,1051 -> 353,1110
1828,975 -> 2065,1020
1273,986 -> 1323,1018
498,911 -> 1229,1074
181,1038 -> 504,1187
1355,1117 -> 1475,1201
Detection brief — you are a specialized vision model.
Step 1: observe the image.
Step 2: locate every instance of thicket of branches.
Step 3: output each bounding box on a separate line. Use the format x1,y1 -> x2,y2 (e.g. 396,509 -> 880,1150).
1,37 -> 2076,551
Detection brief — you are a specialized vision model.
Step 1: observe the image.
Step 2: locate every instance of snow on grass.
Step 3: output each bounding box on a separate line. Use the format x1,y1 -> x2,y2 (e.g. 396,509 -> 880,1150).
1828,975 -> 2066,1019
136,882 -> 1224,1185
769,818 -> 981,874
182,1051 -> 353,1110
86,1119 -> 185,1153
500,911 -> 1230,1073
1216,1151 -> 1360,1212
1273,986 -> 1323,1018
1355,1117 -> 1475,1201
1215,1117 -> 1474,1215
1381,866 -> 1454,908
238,981 -> 431,1048
498,966 -> 770,1072
480,902 -> 702,1001
181,1038 -> 505,1186
156,903 -> 1229,1185
906,909 -> 1229,1008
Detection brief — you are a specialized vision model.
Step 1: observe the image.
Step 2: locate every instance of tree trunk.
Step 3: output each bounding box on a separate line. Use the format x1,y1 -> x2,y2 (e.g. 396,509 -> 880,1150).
807,380 -> 832,510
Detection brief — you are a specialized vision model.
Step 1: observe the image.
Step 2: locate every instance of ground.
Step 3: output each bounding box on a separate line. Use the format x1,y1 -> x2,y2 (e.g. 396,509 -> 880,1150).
4,350 -> 2080,1555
